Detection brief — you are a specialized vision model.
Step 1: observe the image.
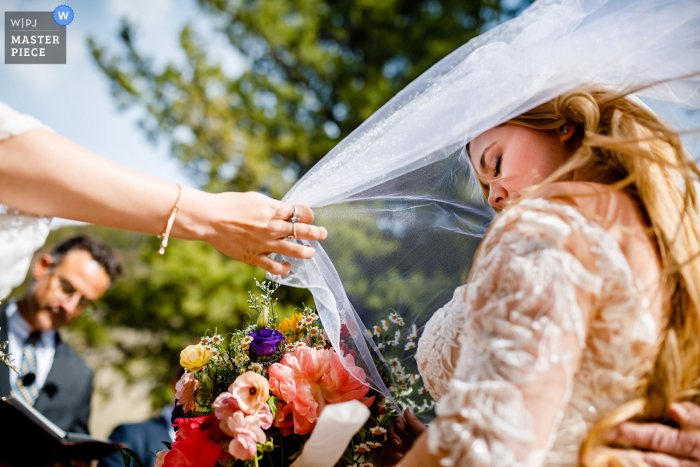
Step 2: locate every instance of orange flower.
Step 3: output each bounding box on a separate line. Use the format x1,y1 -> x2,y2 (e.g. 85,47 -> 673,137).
231,371 -> 270,415
278,313 -> 303,336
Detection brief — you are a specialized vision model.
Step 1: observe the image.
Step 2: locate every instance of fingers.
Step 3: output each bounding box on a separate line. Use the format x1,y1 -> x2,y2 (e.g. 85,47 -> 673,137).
384,423 -> 413,465
601,448 -> 700,467
253,256 -> 292,276
269,240 -> 315,260
278,203 -> 315,224
404,407 -> 428,435
207,192 -> 327,274
281,222 -> 328,241
387,425 -> 403,451
606,422 -> 700,460
395,416 -> 406,433
670,402 -> 700,428
642,451 -> 700,467
383,443 -> 404,465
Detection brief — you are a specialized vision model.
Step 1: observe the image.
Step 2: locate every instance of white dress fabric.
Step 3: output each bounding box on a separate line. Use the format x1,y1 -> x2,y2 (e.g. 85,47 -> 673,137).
416,193 -> 659,466
0,103 -> 52,302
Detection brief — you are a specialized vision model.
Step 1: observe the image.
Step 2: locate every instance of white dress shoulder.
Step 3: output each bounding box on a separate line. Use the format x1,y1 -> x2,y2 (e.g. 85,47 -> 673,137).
416,187 -> 662,467
0,103 -> 52,301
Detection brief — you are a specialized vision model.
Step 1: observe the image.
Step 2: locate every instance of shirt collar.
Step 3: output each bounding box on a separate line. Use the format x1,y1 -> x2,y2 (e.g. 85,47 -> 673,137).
7,300 -> 56,347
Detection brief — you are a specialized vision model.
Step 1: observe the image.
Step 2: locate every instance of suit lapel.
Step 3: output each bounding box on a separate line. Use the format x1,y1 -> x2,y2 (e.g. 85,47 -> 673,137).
33,332 -> 66,411
0,303 -> 10,397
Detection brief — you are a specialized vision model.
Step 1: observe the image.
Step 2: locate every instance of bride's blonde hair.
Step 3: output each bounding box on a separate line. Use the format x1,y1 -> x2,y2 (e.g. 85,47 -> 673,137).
502,85 -> 700,465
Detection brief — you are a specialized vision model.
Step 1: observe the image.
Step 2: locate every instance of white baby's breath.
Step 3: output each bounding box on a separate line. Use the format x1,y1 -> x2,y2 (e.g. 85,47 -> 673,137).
388,312 -> 404,326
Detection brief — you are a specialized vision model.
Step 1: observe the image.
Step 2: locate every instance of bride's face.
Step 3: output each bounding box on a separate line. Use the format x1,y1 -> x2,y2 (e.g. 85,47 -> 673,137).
469,124 -> 575,209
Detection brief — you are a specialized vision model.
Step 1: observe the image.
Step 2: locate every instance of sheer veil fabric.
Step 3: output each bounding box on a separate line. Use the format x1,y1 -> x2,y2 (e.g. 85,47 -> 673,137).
269,0 -> 700,409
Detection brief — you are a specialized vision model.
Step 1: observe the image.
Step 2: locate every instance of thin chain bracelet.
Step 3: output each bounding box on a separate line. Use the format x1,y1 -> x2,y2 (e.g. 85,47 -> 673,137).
158,184 -> 181,255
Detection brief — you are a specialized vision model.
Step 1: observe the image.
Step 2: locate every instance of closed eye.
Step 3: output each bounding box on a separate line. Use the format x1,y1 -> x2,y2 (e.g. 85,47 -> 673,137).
494,154 -> 502,177
59,278 -> 76,295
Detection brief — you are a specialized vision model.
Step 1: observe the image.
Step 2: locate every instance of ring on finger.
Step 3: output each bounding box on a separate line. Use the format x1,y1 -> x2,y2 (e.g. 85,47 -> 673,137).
287,222 -> 297,240
289,205 -> 300,223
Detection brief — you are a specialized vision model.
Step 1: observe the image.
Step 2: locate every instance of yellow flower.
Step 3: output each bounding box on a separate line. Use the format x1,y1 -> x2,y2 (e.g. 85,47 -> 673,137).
278,313 -> 303,335
180,344 -> 213,372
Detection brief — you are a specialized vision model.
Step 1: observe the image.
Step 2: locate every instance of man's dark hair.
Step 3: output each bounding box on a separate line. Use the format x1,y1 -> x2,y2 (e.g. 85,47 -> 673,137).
51,235 -> 123,283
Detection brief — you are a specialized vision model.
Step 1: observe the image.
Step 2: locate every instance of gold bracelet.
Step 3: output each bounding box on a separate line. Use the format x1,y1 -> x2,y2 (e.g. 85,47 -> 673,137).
158,184 -> 181,255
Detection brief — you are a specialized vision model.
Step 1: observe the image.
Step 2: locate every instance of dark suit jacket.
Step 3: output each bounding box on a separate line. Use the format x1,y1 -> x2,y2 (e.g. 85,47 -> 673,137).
0,302 -> 93,434
98,415 -> 172,467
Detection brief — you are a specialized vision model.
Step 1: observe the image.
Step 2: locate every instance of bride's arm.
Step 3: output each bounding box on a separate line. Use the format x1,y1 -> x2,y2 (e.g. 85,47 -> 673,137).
400,201 -> 601,467
0,129 -> 327,275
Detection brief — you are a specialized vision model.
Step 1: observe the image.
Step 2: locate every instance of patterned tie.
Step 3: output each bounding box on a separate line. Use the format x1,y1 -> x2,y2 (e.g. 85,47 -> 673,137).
11,331 -> 42,406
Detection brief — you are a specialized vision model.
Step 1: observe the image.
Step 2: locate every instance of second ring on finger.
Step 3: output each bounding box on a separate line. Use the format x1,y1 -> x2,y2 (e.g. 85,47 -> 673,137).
287,221 -> 297,240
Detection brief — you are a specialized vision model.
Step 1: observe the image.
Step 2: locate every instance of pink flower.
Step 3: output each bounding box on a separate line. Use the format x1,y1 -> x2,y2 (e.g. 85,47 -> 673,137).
268,346 -> 374,435
231,371 -> 270,415
258,401 -> 273,430
212,392 -> 240,421
213,383 -> 272,429
175,372 -> 200,413
220,411 -> 266,460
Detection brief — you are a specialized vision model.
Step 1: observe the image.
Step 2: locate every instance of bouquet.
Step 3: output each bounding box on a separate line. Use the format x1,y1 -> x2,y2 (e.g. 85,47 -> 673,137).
155,280 -> 433,467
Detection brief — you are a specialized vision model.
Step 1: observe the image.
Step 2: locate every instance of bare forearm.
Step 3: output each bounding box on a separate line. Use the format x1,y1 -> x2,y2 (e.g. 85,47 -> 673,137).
0,129 -> 207,240
0,128 -> 327,275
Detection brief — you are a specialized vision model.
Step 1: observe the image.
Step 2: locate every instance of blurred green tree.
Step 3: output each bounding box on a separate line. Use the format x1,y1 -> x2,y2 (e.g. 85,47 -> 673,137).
81,0 -> 529,409
89,0 -> 526,197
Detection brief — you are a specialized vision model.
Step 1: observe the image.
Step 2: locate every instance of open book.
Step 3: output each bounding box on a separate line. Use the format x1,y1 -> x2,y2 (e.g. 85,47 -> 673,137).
0,396 -> 121,466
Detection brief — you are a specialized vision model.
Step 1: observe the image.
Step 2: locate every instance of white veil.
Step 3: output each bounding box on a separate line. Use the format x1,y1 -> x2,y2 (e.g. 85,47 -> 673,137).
269,0 -> 700,411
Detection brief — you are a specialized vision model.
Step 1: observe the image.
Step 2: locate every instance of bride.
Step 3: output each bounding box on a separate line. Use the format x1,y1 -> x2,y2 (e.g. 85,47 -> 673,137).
269,1 -> 700,466
390,85 -> 700,466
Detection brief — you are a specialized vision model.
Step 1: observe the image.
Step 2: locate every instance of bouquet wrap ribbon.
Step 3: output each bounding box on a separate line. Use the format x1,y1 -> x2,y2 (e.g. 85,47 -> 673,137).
291,400 -> 371,467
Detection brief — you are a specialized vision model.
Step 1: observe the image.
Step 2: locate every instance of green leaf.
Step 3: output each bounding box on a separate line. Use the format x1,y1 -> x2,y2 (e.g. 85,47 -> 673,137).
116,446 -> 147,467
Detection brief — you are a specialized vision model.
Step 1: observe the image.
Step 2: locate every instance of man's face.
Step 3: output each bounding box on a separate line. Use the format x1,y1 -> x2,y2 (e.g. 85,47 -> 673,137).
26,250 -> 111,332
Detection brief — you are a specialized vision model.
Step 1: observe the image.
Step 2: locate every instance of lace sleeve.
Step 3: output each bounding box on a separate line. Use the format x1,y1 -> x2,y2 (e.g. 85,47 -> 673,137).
428,199 -> 608,467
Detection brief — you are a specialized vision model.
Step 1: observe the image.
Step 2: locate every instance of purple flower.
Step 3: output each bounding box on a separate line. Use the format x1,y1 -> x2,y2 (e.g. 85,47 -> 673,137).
171,399 -> 191,426
249,329 -> 286,357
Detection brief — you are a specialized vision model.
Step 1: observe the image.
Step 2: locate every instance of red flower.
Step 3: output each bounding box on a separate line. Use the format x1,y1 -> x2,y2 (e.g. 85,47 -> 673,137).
274,401 -> 295,436
163,416 -> 222,467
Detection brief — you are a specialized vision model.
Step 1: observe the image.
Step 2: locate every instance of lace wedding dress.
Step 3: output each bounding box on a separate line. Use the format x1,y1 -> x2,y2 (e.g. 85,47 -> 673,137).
0,103 -> 52,302
416,183 -> 662,467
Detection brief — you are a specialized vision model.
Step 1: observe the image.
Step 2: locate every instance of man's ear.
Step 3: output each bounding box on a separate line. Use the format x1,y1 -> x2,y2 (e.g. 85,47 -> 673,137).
558,123 -> 577,143
32,254 -> 54,280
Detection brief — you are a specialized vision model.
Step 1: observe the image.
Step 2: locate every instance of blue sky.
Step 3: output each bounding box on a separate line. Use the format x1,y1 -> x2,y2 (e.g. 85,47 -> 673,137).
1,0 -> 246,226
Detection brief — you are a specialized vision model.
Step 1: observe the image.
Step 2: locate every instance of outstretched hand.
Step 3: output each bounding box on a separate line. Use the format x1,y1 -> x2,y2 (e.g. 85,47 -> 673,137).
199,191 -> 327,276
0,131 -> 327,277
383,407 -> 428,465
604,402 -> 700,467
